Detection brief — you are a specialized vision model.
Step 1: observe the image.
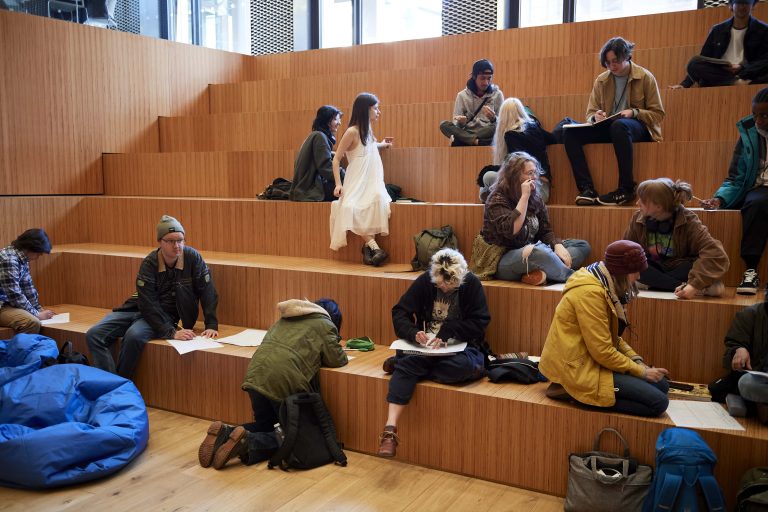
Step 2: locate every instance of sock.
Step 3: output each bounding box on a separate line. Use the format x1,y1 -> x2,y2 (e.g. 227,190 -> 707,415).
366,239 -> 380,251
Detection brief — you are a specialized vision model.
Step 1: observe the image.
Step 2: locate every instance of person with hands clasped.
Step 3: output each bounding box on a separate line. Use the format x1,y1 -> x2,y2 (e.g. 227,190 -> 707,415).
481,152 -> 591,286
0,228 -> 55,334
624,178 -> 729,299
377,249 -> 491,458
540,240 -> 671,417
329,93 -> 393,266
86,215 -> 219,379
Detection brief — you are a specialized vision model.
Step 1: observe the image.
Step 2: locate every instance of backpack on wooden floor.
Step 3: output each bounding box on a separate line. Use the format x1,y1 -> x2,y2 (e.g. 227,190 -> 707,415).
411,225 -> 459,271
643,428 -> 725,512
267,392 -> 347,471
737,467 -> 768,511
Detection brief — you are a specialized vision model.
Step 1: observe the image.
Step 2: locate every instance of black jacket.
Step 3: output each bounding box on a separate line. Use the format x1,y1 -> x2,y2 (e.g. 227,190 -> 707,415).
504,124 -> 557,180
114,246 -> 219,338
391,272 -> 491,353
289,131 -> 335,202
681,15 -> 768,87
723,302 -> 768,371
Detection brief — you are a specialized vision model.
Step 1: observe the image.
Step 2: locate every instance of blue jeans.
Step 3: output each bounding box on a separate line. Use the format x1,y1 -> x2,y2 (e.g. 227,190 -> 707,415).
610,372 -> 669,417
85,310 -> 156,379
495,239 -> 591,282
386,347 -> 486,405
738,373 -> 768,403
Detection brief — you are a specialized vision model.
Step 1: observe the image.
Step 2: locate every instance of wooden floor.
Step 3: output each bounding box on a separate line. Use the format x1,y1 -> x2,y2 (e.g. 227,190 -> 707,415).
0,408 -> 564,512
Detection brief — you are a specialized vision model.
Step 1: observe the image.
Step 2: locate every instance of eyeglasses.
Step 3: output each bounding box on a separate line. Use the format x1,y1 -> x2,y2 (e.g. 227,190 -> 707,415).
161,238 -> 185,246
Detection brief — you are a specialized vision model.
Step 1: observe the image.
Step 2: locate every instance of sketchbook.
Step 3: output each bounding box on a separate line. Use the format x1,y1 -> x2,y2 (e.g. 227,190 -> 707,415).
390,339 -> 467,356
562,112 -> 622,129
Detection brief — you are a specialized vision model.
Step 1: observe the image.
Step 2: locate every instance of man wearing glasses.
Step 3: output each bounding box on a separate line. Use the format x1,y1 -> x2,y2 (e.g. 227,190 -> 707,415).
86,215 -> 219,379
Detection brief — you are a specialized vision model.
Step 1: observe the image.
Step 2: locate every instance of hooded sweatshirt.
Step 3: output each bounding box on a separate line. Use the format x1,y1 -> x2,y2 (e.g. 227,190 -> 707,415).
242,299 -> 348,402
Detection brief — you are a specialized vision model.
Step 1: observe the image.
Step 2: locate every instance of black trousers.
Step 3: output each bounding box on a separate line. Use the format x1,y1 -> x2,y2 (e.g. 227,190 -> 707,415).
740,187 -> 768,267
639,259 -> 694,291
563,117 -> 651,193
686,55 -> 768,87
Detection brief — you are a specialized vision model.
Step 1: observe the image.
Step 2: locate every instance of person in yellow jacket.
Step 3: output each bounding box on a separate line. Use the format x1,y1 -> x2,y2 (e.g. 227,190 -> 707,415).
539,240 -> 670,417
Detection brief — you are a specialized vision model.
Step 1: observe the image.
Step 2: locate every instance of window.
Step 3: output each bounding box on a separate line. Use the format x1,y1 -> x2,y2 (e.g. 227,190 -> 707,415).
361,0 -> 441,45
519,0 -> 562,28
200,0 -> 251,54
574,0 -> 698,23
321,0 -> 353,48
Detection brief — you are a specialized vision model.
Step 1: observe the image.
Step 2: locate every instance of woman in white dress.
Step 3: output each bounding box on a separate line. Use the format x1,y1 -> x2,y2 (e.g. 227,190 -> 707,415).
330,93 -> 394,266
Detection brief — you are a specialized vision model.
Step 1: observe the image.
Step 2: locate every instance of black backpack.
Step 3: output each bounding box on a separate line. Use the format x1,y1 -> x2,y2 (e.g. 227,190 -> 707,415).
42,340 -> 90,367
737,467 -> 768,511
267,392 -> 347,471
258,178 -> 292,200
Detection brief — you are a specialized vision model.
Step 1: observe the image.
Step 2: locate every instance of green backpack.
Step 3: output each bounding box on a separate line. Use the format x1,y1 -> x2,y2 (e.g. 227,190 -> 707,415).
411,225 -> 459,271
737,467 -> 768,511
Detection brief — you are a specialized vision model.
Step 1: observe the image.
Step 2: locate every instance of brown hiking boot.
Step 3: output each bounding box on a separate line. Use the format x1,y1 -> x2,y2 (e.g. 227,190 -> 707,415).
377,425 -> 399,458
212,426 -> 247,469
198,420 -> 233,468
382,356 -> 396,374
521,270 -> 547,286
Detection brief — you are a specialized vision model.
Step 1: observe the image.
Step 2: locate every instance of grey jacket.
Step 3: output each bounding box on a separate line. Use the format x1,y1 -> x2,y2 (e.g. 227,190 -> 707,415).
452,86 -> 504,130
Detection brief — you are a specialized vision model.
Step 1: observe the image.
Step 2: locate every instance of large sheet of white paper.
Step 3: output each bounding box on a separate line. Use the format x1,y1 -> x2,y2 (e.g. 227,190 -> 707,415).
41,313 -> 70,325
166,337 -> 224,355
390,339 -> 467,356
217,329 -> 268,347
665,400 -> 745,431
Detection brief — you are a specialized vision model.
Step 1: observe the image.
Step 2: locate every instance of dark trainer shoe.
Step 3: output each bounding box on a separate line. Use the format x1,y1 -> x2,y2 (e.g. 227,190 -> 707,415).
370,248 -> 389,267
362,245 -> 374,265
199,421 -> 233,468
737,269 -> 759,295
597,188 -> 636,206
382,356 -> 396,374
575,188 -> 598,206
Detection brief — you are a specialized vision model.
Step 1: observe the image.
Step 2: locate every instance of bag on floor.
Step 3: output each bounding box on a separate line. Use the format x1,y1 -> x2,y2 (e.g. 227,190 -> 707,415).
411,225 -> 459,271
565,427 -> 653,512
258,178 -> 292,200
642,428 -> 725,512
487,357 -> 546,384
267,392 -> 347,471
737,467 -> 768,511
57,340 -> 90,365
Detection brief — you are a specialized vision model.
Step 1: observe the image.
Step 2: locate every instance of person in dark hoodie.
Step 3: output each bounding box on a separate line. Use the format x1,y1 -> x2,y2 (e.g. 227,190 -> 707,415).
198,298 -> 348,469
439,59 -> 504,146
289,105 -> 344,201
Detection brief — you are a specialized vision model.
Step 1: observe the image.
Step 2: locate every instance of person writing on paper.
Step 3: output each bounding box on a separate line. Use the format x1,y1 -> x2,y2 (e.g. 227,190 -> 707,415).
439,59 -> 504,147
564,37 -> 665,206
710,299 -> 768,423
0,228 -> 55,334
623,178 -> 729,298
670,0 -> 768,89
480,152 -> 591,286
539,240 -> 670,417
86,215 -> 219,379
198,298 -> 347,469
701,88 -> 768,295
377,249 -> 490,458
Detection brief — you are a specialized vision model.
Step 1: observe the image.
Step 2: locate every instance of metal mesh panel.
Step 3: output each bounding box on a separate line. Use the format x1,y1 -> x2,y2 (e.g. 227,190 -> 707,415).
250,0 -> 293,55
442,0 -> 497,36
703,0 -> 764,6
115,0 -> 139,33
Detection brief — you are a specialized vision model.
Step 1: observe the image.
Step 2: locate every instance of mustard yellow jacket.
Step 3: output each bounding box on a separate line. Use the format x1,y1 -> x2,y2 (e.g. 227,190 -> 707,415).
539,268 -> 646,407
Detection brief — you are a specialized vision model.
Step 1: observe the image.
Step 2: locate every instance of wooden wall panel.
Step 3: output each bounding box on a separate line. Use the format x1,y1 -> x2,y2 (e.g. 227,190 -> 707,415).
0,196 -> 85,246
0,10 -> 258,195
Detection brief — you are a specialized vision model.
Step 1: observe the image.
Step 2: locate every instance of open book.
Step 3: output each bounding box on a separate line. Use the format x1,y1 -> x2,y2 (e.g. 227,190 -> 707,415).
562,111 -> 622,129
390,338 -> 467,356
694,56 -> 732,66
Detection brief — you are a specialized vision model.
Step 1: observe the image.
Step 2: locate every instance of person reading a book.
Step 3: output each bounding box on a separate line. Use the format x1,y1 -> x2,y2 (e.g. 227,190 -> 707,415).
198,298 -> 348,469
439,59 -> 504,147
480,151 -> 591,286
377,249 -> 490,458
623,178 -> 729,298
670,0 -> 768,89
711,300 -> 768,423
85,215 -> 219,379
564,37 -> 665,206
539,240 -> 670,417
700,87 -> 768,295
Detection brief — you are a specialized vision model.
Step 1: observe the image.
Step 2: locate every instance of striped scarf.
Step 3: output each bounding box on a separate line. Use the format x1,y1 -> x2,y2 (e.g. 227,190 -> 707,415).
585,261 -> 628,334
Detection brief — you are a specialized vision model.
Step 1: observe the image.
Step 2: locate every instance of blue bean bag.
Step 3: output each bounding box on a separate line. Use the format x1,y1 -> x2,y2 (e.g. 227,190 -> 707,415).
0,334 -> 58,388
0,364 -> 149,488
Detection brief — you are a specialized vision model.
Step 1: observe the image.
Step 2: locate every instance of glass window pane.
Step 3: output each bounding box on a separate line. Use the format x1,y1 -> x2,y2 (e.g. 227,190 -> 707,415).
199,0 -> 251,54
575,0 -> 698,23
174,0 -> 193,45
519,0 -> 563,28
321,0 -> 353,48
361,0 -> 441,45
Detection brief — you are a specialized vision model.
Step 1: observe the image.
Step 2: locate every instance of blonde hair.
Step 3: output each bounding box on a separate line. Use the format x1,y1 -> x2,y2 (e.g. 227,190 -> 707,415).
429,248 -> 468,288
636,178 -> 693,213
491,98 -> 532,165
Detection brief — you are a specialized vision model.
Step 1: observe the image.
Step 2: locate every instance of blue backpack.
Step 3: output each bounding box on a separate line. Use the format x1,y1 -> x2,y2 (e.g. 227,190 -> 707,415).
643,428 -> 725,512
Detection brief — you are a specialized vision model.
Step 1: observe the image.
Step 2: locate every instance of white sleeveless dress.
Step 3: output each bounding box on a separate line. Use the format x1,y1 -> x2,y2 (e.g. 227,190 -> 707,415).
329,138 -> 391,250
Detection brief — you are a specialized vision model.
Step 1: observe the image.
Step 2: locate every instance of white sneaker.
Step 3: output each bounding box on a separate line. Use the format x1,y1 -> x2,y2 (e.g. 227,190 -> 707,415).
698,280 -> 725,297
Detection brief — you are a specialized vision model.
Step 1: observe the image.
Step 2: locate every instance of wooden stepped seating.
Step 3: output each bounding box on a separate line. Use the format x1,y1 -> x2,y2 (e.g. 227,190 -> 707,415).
158,86 -> 763,153
35,304 -> 768,508
66,196 -> 767,287
37,244 -> 760,384
102,141 -> 734,205
251,6 -> 767,79
208,45 -> 697,113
